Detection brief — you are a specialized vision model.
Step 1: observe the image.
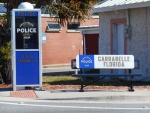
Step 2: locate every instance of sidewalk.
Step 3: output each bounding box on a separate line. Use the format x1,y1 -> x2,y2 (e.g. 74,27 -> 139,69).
1,88 -> 150,102
35,89 -> 150,102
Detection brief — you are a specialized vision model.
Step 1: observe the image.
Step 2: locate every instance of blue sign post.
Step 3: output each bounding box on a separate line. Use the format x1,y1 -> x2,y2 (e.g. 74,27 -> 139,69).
11,3 -> 42,90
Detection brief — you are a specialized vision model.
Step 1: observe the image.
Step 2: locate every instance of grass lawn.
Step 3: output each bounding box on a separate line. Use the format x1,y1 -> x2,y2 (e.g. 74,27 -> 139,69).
43,75 -> 150,87
43,75 -> 81,85
42,75 -> 130,86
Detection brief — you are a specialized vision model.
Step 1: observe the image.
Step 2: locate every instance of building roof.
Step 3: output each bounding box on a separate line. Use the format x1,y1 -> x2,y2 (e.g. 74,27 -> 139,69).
77,25 -> 99,34
0,3 -> 35,13
0,3 -> 47,15
78,25 -> 99,30
93,0 -> 150,13
0,3 -> 6,13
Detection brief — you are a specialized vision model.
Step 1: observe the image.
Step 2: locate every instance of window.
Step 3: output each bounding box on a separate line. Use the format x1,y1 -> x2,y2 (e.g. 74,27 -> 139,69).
67,22 -> 80,30
46,22 -> 61,32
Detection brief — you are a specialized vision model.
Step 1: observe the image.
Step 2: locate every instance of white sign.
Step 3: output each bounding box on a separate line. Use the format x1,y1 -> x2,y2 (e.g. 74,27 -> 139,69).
76,55 -> 134,69
42,33 -> 46,43
95,55 -> 134,69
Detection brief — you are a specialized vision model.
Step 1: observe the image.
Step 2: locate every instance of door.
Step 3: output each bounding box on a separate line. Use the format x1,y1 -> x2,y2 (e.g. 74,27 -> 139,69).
84,34 -> 99,74
113,23 -> 125,74
84,34 -> 99,55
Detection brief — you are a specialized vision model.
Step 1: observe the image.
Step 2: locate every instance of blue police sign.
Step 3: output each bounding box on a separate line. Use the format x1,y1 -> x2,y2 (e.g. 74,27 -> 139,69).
77,55 -> 94,68
11,6 -> 42,90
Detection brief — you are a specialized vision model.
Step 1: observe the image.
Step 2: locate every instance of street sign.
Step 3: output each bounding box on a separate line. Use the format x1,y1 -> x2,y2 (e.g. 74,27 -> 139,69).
76,55 -> 134,69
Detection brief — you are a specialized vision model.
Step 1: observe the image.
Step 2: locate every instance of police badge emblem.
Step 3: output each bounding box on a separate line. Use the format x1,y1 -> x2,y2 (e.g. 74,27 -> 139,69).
17,21 -> 36,39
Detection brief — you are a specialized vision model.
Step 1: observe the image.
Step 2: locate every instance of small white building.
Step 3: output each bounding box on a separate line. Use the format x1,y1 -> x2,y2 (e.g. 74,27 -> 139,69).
93,0 -> 150,80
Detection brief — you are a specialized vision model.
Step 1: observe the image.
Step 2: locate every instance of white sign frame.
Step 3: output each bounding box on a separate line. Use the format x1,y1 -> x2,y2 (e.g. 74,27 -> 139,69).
76,55 -> 134,69
11,9 -> 42,91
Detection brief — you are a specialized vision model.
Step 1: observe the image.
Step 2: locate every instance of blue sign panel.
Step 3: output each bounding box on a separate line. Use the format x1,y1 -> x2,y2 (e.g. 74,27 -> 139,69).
79,55 -> 94,68
16,51 -> 39,85
15,11 -> 38,16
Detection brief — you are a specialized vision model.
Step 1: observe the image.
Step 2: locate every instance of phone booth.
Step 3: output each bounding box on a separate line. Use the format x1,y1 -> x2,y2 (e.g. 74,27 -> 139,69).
11,2 -> 42,90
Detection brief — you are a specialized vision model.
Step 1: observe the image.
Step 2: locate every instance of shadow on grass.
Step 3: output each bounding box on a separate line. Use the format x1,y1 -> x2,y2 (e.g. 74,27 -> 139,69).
43,71 -> 74,76
43,76 -> 131,86
43,79 -> 81,85
132,81 -> 150,86
43,75 -> 150,87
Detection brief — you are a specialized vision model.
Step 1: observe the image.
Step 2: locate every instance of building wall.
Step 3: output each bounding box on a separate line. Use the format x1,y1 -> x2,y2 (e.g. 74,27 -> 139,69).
99,7 -> 150,78
41,17 -> 99,66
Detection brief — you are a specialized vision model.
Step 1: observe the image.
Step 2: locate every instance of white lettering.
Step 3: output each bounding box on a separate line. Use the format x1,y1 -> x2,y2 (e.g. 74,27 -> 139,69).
103,62 -> 125,67
17,28 -> 36,33
81,60 -> 92,63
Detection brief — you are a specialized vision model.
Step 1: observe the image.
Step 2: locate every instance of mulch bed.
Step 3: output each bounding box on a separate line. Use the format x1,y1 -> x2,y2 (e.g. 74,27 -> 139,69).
0,83 -> 150,91
42,84 -> 150,91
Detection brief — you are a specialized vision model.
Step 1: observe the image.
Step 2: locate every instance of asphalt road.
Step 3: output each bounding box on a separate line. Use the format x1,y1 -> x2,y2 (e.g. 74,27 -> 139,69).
0,100 -> 150,113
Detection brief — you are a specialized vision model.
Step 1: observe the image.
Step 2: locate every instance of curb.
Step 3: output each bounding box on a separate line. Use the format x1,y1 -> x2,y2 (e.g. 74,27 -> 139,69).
43,64 -> 71,68
34,90 -> 150,102
36,96 -> 150,102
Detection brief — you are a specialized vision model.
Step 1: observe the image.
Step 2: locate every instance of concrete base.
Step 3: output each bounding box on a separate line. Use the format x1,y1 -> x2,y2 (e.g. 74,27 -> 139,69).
16,87 -> 25,90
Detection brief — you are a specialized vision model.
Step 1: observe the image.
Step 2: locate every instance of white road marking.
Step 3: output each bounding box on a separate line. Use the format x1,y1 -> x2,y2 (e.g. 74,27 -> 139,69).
0,101 -> 149,110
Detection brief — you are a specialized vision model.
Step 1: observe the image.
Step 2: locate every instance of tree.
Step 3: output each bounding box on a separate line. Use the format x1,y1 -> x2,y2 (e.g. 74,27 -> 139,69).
0,0 -> 100,84
39,0 -> 100,25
